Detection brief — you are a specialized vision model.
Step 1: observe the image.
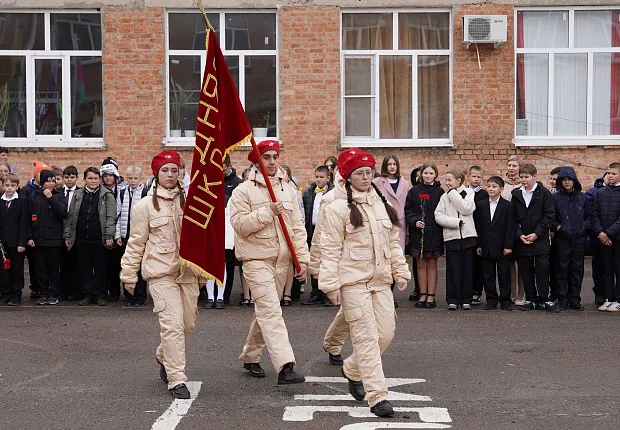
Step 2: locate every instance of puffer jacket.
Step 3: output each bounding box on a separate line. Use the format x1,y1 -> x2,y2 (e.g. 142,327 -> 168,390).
592,182 -> 620,240
64,185 -> 116,250
229,165 -> 310,265
552,166 -> 590,242
115,184 -> 145,240
120,186 -> 195,285
585,177 -> 605,242
434,186 -> 477,242
318,185 -> 411,294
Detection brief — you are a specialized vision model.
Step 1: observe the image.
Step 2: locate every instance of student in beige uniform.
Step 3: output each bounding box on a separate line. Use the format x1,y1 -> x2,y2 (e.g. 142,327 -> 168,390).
229,140 -> 310,385
501,155 -> 525,304
121,151 -> 200,400
319,149 -> 411,418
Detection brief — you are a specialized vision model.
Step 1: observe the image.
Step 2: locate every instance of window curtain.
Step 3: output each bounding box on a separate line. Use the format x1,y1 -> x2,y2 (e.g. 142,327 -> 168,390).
417,56 -> 449,139
379,56 -> 412,139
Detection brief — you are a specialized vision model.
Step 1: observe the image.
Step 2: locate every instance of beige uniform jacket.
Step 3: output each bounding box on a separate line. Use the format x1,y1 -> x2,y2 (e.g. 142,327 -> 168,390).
319,185 -> 411,294
120,186 -> 195,285
229,165 -> 310,265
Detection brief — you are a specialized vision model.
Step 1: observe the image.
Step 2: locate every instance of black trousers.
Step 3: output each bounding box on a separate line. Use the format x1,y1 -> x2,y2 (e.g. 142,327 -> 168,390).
445,247 -> 474,305
60,245 -> 81,298
35,246 -> 62,299
224,249 -> 241,303
591,241 -> 605,298
600,241 -> 620,302
0,246 -> 25,300
555,238 -> 585,306
481,257 -> 511,307
77,241 -> 108,300
519,254 -> 550,303
549,241 -> 559,301
472,252 -> 484,297
25,246 -> 40,291
127,270 -> 147,303
106,246 -> 124,298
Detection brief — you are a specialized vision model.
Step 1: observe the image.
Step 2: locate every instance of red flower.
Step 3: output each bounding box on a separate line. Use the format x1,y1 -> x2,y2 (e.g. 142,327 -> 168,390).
3,259 -> 10,270
419,193 -> 430,200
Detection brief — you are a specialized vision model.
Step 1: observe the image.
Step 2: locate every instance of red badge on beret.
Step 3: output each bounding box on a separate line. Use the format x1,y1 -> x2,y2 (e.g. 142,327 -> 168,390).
338,150 -> 376,180
151,150 -> 181,176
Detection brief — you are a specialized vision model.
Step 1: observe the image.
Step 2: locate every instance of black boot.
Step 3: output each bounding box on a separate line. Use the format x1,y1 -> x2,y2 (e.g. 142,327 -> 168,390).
243,363 -> 265,378
328,353 -> 344,366
370,400 -> 394,417
341,368 -> 365,401
302,295 -> 323,305
278,363 -> 305,385
169,383 -> 191,399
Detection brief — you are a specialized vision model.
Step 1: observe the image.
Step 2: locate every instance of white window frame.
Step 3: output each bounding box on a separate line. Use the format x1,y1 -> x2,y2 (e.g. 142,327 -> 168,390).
340,9 -> 453,148
0,9 -> 103,148
164,9 -> 279,146
515,6 -> 620,147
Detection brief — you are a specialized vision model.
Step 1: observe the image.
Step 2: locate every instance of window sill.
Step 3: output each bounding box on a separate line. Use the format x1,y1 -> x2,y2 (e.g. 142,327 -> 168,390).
164,136 -> 279,149
514,137 -> 620,147
0,138 -> 105,149
341,139 -> 452,148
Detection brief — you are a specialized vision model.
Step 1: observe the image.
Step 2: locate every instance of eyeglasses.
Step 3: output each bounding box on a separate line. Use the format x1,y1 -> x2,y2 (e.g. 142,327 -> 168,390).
351,169 -> 373,178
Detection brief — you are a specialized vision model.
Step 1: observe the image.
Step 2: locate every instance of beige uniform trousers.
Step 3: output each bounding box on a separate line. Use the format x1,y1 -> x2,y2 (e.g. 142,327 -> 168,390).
150,277 -> 200,389
239,259 -> 296,373
341,283 -> 395,407
323,307 -> 350,355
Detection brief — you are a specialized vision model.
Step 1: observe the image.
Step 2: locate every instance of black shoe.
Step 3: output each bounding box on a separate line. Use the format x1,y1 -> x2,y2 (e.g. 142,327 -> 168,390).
79,298 -> 93,306
409,291 -> 420,301
302,295 -> 324,305
569,302 -> 585,311
280,295 -> 292,307
370,400 -> 394,417
322,298 -> 336,306
521,301 -> 536,311
243,363 -> 265,378
501,303 -> 513,311
157,359 -> 168,384
204,299 -> 214,309
484,304 -> 497,310
414,294 -> 427,308
239,299 -> 251,308
96,298 -> 107,307
135,299 -> 147,307
544,301 -> 560,313
214,299 -> 224,309
47,297 -> 59,305
393,299 -> 399,308
36,297 -> 48,305
124,301 -> 136,307
278,363 -> 305,385
328,353 -> 344,366
424,293 -> 437,309
341,368 -> 365,401
108,295 -> 120,302
169,383 -> 191,399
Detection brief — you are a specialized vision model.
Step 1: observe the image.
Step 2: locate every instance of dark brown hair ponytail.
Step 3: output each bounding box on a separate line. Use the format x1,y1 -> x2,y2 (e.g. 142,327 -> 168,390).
345,181 -> 365,228
371,182 -> 401,228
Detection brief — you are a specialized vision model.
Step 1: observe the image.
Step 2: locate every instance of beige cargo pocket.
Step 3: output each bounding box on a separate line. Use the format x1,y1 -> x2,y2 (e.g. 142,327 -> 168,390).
249,285 -> 270,301
343,307 -> 363,322
349,248 -> 372,261
153,299 -> 166,313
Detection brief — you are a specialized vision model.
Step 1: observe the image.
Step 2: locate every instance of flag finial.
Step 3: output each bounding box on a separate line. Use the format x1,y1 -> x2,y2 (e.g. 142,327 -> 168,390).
197,0 -> 213,29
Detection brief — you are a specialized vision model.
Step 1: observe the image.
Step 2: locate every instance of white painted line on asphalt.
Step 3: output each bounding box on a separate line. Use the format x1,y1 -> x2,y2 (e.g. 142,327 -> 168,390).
305,377 -> 426,386
295,392 -> 432,402
339,423 -> 451,429
151,381 -> 202,430
283,406 -> 452,422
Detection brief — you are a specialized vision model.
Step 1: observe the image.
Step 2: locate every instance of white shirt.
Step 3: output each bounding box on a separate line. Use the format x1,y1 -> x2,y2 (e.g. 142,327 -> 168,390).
312,191 -> 324,226
521,182 -> 538,208
64,185 -> 77,209
1,192 -> 18,209
489,197 -> 500,220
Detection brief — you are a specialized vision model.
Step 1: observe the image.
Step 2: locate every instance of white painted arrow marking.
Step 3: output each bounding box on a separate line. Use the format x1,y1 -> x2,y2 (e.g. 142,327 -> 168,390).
339,423 -> 451,429
151,381 -> 202,430
283,406 -> 452,423
305,377 -> 426,387
295,392 -> 431,402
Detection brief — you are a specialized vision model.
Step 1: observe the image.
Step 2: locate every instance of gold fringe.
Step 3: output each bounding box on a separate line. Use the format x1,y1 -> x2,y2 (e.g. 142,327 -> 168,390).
226,132 -> 252,156
180,257 -> 224,287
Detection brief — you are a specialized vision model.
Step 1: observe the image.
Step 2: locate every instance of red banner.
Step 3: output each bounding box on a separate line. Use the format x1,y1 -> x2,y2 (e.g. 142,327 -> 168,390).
180,26 -> 252,285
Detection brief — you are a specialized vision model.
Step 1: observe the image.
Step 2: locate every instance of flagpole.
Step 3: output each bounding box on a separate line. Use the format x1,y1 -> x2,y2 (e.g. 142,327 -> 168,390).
250,136 -> 302,274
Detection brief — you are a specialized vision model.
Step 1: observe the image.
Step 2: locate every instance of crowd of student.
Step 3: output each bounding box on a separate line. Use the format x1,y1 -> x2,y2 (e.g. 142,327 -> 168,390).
0,145 -> 617,313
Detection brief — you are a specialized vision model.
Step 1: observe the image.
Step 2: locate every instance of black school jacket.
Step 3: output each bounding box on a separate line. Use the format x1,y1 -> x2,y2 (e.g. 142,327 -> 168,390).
511,182 -> 555,257
474,197 -> 515,259
0,197 -> 29,248
29,189 -> 67,247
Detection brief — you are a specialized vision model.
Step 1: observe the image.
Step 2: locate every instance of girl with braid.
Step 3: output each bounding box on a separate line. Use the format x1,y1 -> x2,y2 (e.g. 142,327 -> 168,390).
319,149 -> 410,418
121,151 -> 201,400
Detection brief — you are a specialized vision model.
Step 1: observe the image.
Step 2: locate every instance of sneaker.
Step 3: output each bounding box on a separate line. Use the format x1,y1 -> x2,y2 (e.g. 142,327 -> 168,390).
598,301 -> 613,312
606,301 -> 620,312
169,383 -> 191,399
472,295 -> 481,304
447,304 -> 458,311
36,297 -> 48,305
462,304 -> 472,310
47,297 -> 59,305
521,301 -> 536,311
514,299 -> 526,306
544,301 -> 560,313
135,299 -> 147,307
214,299 -> 224,309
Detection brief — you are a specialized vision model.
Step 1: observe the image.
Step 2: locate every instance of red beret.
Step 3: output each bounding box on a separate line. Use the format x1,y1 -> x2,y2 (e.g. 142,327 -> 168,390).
337,148 -> 361,171
248,140 -> 280,164
339,149 -> 375,180
151,150 -> 181,176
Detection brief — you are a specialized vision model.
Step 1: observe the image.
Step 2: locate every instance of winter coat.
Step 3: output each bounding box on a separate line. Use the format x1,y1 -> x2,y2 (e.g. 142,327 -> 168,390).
434,186 -> 477,242
592,183 -> 620,241
585,178 -> 605,243
115,184 -> 145,240
552,167 -> 590,243
308,187 -> 337,277
318,184 -> 411,294
511,182 -> 555,257
224,168 -> 243,198
18,179 -> 38,200
372,176 -> 410,251
120,185 -> 197,285
302,182 -> 335,245
64,186 -> 117,250
229,165 -> 310,266
404,182 -> 444,253
29,188 -> 67,247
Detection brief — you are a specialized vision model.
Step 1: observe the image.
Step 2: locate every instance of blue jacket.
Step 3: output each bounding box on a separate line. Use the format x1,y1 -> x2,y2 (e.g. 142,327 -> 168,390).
585,178 -> 605,241
552,167 -> 590,242
592,180 -> 620,241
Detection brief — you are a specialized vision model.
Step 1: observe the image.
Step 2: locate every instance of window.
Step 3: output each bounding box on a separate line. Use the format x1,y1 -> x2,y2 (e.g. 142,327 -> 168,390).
0,11 -> 102,147
166,11 -> 277,144
341,11 -> 451,147
516,8 -> 620,145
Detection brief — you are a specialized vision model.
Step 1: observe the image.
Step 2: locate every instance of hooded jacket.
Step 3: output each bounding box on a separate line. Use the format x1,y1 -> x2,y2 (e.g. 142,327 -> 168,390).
65,185 -> 117,250
229,165 -> 310,266
29,188 -> 67,247
551,167 -> 590,242
318,184 -> 411,294
404,182 -> 444,253
511,181 -> 555,256
224,167 -> 243,198
434,186 -> 477,242
115,184 -> 146,240
18,179 -> 38,200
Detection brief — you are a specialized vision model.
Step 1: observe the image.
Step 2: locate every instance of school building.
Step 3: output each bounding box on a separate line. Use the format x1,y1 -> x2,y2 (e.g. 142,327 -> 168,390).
0,0 -> 618,185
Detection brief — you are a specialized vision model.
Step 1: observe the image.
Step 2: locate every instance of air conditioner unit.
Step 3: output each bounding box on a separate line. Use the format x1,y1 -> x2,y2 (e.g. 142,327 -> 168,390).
463,15 -> 507,48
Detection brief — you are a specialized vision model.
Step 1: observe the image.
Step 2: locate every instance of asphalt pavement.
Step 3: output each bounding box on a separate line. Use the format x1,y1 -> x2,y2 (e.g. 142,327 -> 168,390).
1,265 -> 619,430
